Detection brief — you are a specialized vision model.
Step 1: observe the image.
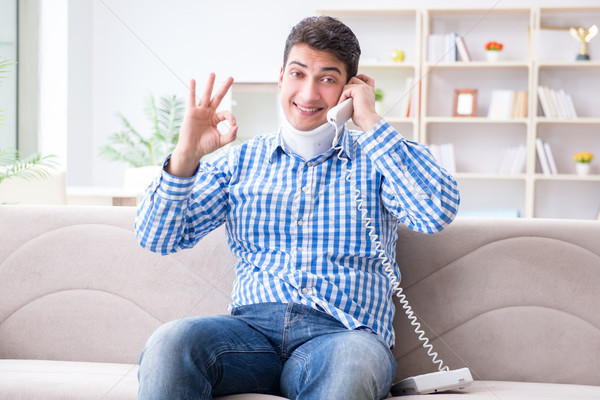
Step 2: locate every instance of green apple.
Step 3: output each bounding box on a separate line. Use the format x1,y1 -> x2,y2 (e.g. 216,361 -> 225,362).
391,49 -> 405,62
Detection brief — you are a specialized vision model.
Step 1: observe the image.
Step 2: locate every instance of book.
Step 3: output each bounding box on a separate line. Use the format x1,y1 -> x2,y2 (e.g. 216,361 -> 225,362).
535,138 -> 558,175
487,90 -> 529,119
407,80 -> 420,118
510,145 -> 527,174
537,86 -> 551,117
455,35 -> 471,62
429,143 -> 456,174
512,91 -> 528,118
497,145 -> 526,174
543,141 -> 558,175
428,34 -> 446,63
445,32 -> 457,62
428,33 -> 459,63
398,77 -> 414,118
561,90 -> 577,118
536,138 -> 551,175
488,90 -> 515,119
518,91 -> 529,118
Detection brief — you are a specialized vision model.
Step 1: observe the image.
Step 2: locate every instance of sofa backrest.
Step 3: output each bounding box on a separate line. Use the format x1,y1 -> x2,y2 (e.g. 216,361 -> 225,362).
1,206 -> 599,386
0,206 -> 236,365
392,217 -> 600,386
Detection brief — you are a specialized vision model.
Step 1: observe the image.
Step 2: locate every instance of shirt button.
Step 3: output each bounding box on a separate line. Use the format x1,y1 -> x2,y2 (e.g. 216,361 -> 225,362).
377,137 -> 384,143
307,162 -> 314,167
402,165 -> 408,171
297,220 -> 304,226
302,288 -> 309,294
302,186 -> 308,193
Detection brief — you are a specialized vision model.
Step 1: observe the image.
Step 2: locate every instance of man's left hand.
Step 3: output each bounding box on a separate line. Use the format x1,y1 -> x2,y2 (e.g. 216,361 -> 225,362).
339,74 -> 382,131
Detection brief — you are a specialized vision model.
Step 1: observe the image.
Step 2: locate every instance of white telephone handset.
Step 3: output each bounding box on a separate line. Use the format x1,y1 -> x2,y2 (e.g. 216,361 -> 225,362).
328,96 -> 473,395
327,98 -> 353,147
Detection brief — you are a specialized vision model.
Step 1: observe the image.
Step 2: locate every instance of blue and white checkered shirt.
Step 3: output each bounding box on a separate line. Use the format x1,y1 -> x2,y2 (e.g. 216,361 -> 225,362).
135,119 -> 459,347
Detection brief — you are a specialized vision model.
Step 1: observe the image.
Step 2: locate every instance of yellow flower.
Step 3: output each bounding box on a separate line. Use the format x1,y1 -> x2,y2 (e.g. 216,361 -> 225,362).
573,152 -> 594,163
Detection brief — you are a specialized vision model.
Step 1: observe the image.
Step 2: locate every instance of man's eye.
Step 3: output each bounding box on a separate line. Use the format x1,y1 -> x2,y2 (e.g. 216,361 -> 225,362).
322,77 -> 336,84
291,71 -> 302,78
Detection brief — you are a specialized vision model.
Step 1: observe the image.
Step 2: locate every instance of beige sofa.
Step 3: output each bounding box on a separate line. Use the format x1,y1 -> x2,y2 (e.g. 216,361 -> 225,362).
1,205 -> 599,399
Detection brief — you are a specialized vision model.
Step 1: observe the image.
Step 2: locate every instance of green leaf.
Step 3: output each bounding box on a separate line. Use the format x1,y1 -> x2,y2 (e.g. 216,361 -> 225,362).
99,93 -> 184,167
0,148 -> 58,184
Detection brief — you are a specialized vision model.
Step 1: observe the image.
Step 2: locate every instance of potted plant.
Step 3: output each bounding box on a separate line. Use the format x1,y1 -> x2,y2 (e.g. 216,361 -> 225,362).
374,88 -> 385,115
99,93 -> 184,191
485,41 -> 504,62
0,58 -> 56,192
573,152 -> 594,176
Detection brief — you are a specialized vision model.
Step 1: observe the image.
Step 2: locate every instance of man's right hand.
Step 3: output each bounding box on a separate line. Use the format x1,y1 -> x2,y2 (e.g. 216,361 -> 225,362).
166,73 -> 238,178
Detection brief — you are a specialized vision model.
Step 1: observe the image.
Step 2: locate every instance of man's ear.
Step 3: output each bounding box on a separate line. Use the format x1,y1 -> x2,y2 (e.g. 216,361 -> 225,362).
278,66 -> 284,90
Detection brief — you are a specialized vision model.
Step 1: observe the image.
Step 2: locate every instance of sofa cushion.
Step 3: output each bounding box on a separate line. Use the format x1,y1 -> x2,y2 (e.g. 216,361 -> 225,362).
3,359 -> 600,400
0,360 -> 287,400
391,381 -> 600,399
0,360 -> 138,400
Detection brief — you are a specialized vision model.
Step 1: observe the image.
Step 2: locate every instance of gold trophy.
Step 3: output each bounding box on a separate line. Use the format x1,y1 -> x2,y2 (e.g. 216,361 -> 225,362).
570,24 -> 598,60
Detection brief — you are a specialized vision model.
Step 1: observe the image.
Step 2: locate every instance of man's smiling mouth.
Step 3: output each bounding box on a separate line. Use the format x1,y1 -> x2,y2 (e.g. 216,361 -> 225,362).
295,103 -> 324,113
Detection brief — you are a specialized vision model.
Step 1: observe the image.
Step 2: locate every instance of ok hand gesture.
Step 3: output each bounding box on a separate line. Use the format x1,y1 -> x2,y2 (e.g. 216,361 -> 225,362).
167,73 -> 238,177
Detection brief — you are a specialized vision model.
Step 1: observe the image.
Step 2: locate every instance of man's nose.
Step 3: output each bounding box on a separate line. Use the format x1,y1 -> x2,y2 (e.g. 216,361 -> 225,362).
299,79 -> 320,102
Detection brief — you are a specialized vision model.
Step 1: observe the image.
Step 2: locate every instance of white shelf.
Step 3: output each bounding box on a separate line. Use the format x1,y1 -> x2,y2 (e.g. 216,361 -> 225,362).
455,173 -> 527,180
360,62 -> 416,69
386,117 -> 417,124
426,61 -> 529,69
537,61 -> 600,69
232,6 -> 600,220
421,6 -> 600,219
425,117 -> 528,124
316,8 -> 418,17
535,117 -> 600,124
534,174 -> 600,182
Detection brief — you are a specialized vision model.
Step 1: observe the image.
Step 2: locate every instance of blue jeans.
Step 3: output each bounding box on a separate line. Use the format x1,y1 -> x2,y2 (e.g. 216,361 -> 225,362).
138,302 -> 396,399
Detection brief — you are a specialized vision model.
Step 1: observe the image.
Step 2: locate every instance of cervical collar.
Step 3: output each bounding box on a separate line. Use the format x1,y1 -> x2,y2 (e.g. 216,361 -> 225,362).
280,118 -> 337,160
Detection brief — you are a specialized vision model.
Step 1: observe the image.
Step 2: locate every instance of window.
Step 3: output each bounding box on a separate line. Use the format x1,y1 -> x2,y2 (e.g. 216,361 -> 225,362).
0,0 -> 18,149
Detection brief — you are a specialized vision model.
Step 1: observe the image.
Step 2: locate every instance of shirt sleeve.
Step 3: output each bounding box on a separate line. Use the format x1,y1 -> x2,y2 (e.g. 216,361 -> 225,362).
134,153 -> 232,255
355,119 -> 460,234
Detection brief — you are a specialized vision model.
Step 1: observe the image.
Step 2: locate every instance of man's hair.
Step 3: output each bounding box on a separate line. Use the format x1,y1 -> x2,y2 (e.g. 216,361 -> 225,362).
283,16 -> 361,81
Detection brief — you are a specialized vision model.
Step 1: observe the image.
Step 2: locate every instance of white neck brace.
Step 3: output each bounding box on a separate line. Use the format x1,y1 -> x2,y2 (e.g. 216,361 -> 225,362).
280,119 -> 337,160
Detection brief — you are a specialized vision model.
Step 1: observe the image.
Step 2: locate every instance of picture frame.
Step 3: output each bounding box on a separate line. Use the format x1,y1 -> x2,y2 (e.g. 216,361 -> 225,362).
453,89 -> 477,117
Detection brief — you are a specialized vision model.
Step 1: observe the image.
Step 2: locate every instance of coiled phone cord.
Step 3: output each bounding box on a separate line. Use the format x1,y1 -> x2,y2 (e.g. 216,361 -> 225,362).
333,129 -> 449,373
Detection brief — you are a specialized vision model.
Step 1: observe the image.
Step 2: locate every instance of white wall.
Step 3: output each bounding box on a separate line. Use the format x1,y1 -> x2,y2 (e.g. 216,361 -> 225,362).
38,0 -> 600,187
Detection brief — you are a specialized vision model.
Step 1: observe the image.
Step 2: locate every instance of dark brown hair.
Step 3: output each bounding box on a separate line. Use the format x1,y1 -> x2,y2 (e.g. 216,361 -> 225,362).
283,16 -> 361,81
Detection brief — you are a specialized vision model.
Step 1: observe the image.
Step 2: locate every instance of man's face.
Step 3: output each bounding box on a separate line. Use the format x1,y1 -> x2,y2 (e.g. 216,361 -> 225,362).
279,44 -> 347,131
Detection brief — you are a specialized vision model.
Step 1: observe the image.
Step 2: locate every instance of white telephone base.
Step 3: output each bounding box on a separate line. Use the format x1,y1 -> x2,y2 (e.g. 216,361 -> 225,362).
391,367 -> 473,396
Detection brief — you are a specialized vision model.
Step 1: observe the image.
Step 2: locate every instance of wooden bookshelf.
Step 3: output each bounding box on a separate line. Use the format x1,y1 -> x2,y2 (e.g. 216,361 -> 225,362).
230,6 -> 600,220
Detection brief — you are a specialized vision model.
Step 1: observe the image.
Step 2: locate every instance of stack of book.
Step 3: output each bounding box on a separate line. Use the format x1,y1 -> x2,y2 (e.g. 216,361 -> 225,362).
536,86 -> 577,119
535,138 -> 558,175
428,33 -> 471,62
398,77 -> 420,118
429,143 -> 456,174
497,145 -> 527,174
488,90 -> 528,119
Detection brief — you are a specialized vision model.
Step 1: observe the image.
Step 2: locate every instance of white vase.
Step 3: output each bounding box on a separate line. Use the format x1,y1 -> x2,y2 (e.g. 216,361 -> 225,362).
575,162 -> 590,176
485,51 -> 501,62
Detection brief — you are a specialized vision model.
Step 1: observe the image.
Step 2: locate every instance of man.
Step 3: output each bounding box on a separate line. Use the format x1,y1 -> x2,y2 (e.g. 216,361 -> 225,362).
136,16 -> 459,400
